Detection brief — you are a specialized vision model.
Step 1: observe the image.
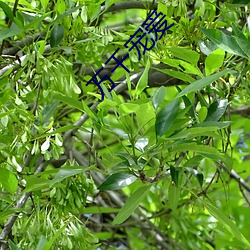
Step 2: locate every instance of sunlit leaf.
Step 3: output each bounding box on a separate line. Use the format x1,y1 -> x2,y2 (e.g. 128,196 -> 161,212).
205,99 -> 228,122
205,49 -> 225,75
168,47 -> 200,65
168,182 -> 180,210
0,168 -> 18,194
42,223 -> 69,250
151,86 -> 166,111
24,177 -> 51,192
200,28 -> 247,58
51,167 -> 86,186
98,172 -> 137,191
177,70 -> 231,98
0,1 -> 14,21
134,59 -> 150,98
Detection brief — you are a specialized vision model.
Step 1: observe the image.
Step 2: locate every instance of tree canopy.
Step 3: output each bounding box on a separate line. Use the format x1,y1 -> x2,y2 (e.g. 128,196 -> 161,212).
0,0 -> 250,249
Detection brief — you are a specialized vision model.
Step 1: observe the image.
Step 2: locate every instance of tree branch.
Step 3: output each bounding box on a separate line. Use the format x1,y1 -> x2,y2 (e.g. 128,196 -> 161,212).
0,161 -> 49,241
219,163 -> 250,193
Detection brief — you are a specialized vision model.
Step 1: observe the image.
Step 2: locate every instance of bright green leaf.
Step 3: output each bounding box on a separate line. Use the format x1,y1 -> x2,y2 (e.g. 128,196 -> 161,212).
119,103 -> 140,115
170,126 -> 220,139
168,182 -> 180,210
151,86 -> 166,111
177,70 -> 231,98
168,47 -> 200,65
112,185 -> 151,224
156,68 -> 195,83
24,177 -> 51,192
0,168 -> 18,194
8,241 -> 21,250
200,28 -> 247,58
0,1 -> 14,21
51,167 -> 86,186
134,59 -> 150,98
42,223 -> 69,250
205,49 -> 225,75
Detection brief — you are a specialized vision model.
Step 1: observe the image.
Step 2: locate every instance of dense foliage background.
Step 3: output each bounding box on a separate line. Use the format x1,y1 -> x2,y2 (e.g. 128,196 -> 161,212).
1,0 -> 250,249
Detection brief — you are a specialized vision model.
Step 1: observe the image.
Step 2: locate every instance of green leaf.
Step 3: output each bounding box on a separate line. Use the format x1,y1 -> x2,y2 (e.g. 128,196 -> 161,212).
42,223 -> 69,250
0,1 -> 14,21
50,24 -> 64,47
98,172 -> 137,191
198,106 -> 208,122
0,26 -> 23,42
183,155 -> 204,168
0,209 -> 24,223
41,100 -> 60,125
156,68 -> 195,83
36,236 -> 48,250
112,185 -> 151,224
151,86 -> 166,111
200,28 -> 247,58
170,143 -> 229,165
170,126 -> 221,139
80,206 -> 120,214
203,201 -> 250,248
0,168 -> 18,194
53,92 -> 84,112
8,241 -> 22,250
119,103 -> 140,115
234,36 -> 250,58
24,177 -> 51,192
168,182 -> 180,210
155,98 -> 179,137
168,47 -> 200,65
185,167 -> 204,187
40,0 -> 49,9
51,166 -> 86,186
178,61 -> 203,76
205,99 -> 228,122
194,121 -> 231,129
134,59 -> 150,98
170,166 -> 181,186
176,70 -> 231,98
205,49 -> 225,75
54,5 -> 83,24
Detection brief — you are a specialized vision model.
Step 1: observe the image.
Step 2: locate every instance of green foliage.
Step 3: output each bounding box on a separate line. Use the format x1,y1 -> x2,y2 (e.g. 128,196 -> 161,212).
1,0 -> 250,249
